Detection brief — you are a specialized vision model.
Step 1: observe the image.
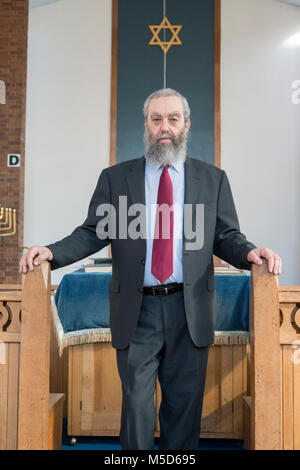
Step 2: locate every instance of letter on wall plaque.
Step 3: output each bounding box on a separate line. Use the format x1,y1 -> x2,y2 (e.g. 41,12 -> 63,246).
7,154 -> 21,167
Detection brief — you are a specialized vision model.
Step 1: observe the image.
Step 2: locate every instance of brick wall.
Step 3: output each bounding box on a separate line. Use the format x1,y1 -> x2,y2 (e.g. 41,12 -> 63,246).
0,0 -> 28,283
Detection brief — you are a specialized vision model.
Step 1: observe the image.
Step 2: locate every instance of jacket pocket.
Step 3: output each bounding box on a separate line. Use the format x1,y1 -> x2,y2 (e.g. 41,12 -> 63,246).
108,278 -> 120,293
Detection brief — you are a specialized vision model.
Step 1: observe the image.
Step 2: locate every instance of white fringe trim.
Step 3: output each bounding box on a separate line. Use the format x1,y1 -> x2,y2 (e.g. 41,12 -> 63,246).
213,330 -> 249,345
51,299 -> 111,356
51,300 -> 249,356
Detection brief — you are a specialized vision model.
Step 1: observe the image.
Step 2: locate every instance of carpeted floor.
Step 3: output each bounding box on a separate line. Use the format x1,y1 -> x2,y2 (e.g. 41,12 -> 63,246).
61,419 -> 244,451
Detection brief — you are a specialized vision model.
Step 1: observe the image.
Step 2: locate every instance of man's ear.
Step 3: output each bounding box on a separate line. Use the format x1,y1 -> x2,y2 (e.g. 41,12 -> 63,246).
185,119 -> 191,131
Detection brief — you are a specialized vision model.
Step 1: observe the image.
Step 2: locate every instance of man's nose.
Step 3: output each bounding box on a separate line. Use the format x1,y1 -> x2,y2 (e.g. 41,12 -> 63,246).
160,118 -> 169,133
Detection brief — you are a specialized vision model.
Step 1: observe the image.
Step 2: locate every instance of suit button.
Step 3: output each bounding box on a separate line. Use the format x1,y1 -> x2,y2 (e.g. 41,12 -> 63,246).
137,288 -> 143,293
141,259 -> 145,265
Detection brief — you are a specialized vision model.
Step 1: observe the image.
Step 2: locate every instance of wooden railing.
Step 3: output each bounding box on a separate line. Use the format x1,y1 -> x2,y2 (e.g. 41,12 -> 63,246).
2,258 -> 299,449
0,284 -> 22,449
0,261 -> 64,450
244,259 -> 300,450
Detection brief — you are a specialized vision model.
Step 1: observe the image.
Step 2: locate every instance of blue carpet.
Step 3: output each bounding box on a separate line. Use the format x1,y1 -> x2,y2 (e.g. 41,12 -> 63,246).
61,419 -> 243,451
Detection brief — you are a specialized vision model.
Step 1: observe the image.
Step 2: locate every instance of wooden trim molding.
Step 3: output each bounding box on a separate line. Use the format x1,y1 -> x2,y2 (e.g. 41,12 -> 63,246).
214,0 -> 221,168
109,0 -> 118,167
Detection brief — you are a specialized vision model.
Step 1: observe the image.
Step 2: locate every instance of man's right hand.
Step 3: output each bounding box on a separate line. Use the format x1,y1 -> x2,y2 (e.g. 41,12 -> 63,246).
19,246 -> 53,274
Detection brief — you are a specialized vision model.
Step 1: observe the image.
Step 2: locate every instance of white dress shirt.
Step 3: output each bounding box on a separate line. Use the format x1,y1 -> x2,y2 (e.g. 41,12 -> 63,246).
143,159 -> 185,286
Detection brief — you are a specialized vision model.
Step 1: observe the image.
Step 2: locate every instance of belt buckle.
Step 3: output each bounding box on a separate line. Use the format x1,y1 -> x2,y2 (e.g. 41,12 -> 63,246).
152,287 -> 156,296
165,287 -> 168,295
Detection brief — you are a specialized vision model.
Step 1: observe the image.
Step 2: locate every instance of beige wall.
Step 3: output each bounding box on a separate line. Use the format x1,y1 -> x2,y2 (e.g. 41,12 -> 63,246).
24,0 -> 112,284
221,0 -> 300,285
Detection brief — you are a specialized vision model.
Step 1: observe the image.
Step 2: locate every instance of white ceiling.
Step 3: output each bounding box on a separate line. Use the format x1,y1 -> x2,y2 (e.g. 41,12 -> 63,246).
29,0 -> 62,8
28,0 -> 300,9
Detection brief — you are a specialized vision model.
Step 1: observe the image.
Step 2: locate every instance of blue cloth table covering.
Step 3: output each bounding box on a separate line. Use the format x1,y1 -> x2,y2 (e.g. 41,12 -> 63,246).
54,270 -> 250,334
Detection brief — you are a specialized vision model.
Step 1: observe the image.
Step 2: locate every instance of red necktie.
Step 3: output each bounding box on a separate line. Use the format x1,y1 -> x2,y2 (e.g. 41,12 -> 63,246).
151,165 -> 173,283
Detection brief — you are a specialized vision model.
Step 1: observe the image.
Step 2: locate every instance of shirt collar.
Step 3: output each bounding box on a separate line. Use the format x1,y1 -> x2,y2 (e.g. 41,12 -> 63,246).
145,159 -> 184,174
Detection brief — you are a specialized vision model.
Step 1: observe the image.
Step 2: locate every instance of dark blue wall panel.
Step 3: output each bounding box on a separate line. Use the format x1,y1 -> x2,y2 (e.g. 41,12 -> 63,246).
116,0 -> 215,164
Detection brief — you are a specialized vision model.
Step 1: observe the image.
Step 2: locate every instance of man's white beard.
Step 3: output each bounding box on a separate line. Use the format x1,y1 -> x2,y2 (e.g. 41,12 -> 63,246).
144,126 -> 188,167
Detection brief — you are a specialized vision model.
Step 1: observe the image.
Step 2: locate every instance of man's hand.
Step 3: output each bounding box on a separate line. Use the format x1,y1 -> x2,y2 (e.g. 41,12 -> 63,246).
247,247 -> 282,275
19,246 -> 53,274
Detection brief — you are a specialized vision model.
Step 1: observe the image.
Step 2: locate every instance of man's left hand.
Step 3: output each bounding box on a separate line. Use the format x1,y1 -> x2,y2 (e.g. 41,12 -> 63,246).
247,247 -> 282,275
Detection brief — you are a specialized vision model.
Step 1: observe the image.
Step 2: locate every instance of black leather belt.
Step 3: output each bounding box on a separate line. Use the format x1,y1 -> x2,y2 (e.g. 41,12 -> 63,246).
143,282 -> 183,296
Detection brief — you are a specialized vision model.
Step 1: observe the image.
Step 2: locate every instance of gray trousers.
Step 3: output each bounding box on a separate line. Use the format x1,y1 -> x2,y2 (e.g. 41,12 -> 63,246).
116,290 -> 210,450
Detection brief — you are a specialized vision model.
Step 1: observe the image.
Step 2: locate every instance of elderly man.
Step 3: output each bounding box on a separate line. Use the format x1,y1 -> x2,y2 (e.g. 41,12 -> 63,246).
19,88 -> 282,450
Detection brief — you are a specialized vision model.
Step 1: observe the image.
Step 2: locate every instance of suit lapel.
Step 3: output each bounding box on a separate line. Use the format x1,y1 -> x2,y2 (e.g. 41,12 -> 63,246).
126,156 -> 146,207
183,158 -> 207,255
125,156 -> 147,258
184,157 -> 203,206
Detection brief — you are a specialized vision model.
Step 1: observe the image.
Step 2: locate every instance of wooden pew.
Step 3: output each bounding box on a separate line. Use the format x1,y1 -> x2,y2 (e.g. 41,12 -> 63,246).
0,262 -> 64,450
243,259 -> 300,450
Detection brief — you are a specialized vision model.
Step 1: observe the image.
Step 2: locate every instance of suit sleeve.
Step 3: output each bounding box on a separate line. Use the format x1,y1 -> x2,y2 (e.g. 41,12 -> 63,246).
46,169 -> 111,270
213,170 -> 257,270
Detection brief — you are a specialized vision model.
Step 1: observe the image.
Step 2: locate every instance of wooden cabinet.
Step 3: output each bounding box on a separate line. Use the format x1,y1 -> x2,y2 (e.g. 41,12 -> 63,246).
68,342 -> 122,436
67,334 -> 248,440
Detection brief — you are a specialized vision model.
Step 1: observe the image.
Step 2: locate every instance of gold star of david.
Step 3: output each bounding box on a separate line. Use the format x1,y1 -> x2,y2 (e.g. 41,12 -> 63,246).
148,16 -> 182,54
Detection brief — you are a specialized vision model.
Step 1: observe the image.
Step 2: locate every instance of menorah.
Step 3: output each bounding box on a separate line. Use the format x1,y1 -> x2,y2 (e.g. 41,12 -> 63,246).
0,207 -> 17,240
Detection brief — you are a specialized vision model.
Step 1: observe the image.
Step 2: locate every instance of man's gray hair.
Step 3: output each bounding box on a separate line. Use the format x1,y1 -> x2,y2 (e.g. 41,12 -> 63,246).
143,88 -> 191,122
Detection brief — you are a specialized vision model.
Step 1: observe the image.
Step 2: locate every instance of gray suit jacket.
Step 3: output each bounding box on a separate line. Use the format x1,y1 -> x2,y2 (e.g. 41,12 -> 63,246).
47,156 -> 256,349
